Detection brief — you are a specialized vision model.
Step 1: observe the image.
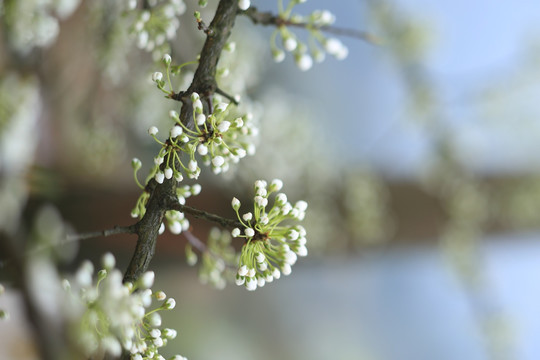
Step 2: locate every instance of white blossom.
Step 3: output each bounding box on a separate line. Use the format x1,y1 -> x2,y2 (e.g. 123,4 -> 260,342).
238,0 -> 250,11
170,126 -> 182,138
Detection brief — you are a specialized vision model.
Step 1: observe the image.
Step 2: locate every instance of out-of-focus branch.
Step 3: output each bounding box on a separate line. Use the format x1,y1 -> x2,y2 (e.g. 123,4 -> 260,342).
66,225 -> 137,242
241,6 -> 380,44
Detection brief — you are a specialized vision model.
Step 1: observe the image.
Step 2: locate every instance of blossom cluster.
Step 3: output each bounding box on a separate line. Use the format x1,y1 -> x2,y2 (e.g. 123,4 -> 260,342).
65,253 -> 186,360
194,228 -> 237,289
1,0 -> 81,54
126,0 -> 186,58
231,179 -> 308,291
270,0 -> 348,70
149,73 -> 257,178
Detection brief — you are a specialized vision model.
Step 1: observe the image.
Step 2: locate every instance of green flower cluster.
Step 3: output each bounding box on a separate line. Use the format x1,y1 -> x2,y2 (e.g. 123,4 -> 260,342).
230,179 -> 308,291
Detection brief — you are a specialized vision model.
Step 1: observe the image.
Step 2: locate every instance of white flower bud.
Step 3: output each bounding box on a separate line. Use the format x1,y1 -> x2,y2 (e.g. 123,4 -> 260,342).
140,271 -> 155,289
282,263 -> 292,276
276,193 -> 287,205
163,328 -> 177,339
281,202 -> 292,215
148,126 -> 159,135
231,228 -> 241,237
254,179 -> 267,189
245,228 -> 255,237
254,195 -> 268,207
272,49 -> 286,63
153,337 -> 164,347
165,298 -> 176,309
155,291 -> 166,301
285,251 -> 297,265
164,167 -> 173,179
154,156 -> 164,165
155,171 -> 165,184
297,245 -> 308,256
242,212 -> 253,221
169,221 -> 182,234
296,53 -> 313,71
170,126 -> 182,138
283,37 -> 297,52
149,312 -> 162,327
131,158 -> 142,170
288,229 -> 299,240
175,172 -> 183,182
238,0 -> 250,11
190,92 -> 199,101
212,156 -> 225,167
191,184 -> 202,195
152,72 -> 163,82
150,329 -> 161,338
102,252 -> 116,270
217,121 -> 231,133
188,160 -> 198,172
234,117 -> 244,127
295,200 -> 308,211
231,197 -> 241,210
236,148 -> 247,158
193,99 -> 203,113
247,268 -> 256,277
235,276 -> 245,286
197,144 -> 208,155
258,262 -> 268,271
215,102 -> 228,112
159,222 -> 165,234
162,53 -> 172,64
257,277 -> 266,287
324,38 -> 343,55
270,179 -> 283,192
196,113 -> 206,126
245,278 -> 257,291
256,252 -> 265,263
238,265 -> 248,276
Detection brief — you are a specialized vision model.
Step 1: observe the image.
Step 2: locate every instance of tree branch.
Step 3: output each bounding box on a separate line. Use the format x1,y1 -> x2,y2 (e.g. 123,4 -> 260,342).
66,225 -> 137,242
241,6 -> 380,44
123,0 -> 240,284
168,201 -> 242,229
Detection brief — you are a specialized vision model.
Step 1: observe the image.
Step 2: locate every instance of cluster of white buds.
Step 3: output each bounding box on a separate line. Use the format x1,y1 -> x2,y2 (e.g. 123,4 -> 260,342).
161,184 -> 201,234
196,228 -> 237,289
128,0 -> 187,58
65,253 -> 186,360
230,180 -> 308,291
147,92 -> 256,181
270,1 -> 348,70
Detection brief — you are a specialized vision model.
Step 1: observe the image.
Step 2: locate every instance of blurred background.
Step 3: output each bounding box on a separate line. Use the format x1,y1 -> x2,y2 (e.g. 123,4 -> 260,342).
2,0 -> 540,359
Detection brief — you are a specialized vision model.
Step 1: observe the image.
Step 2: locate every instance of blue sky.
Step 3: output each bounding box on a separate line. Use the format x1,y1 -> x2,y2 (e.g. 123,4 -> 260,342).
263,0 -> 540,177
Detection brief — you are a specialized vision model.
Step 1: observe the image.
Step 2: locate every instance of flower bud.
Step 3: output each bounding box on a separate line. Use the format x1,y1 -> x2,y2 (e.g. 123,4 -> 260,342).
162,53 -> 172,64
148,126 -> 159,135
131,158 -> 142,170
231,197 -> 241,210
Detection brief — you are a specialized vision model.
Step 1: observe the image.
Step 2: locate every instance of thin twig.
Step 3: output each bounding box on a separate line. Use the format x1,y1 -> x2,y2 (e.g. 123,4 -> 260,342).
168,201 -> 242,229
183,230 -> 207,253
241,6 -> 380,44
216,87 -> 239,105
66,225 -> 137,242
